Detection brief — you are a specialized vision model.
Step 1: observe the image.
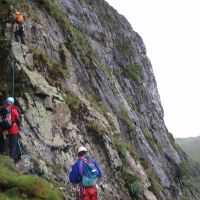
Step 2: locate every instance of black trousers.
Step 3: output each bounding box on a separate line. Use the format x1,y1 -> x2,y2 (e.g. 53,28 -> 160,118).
0,134 -> 5,154
14,31 -> 25,44
8,134 -> 19,160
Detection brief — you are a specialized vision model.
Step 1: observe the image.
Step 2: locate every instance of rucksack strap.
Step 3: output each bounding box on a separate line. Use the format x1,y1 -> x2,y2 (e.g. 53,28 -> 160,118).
79,157 -> 95,167
18,24 -> 23,30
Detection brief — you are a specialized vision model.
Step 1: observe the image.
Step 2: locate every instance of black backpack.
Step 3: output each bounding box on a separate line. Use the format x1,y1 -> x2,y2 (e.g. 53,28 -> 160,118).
0,106 -> 13,130
18,24 -> 24,34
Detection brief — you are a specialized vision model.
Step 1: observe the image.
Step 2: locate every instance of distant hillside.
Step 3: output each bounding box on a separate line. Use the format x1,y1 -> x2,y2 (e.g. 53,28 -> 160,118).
176,136 -> 200,163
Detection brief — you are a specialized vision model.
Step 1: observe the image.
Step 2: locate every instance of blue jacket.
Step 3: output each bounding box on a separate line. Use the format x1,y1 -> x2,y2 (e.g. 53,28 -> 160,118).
69,156 -> 103,184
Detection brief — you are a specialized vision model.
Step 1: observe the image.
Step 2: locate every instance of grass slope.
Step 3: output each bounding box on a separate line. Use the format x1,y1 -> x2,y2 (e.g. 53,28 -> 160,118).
175,136 -> 200,164
0,155 -> 63,200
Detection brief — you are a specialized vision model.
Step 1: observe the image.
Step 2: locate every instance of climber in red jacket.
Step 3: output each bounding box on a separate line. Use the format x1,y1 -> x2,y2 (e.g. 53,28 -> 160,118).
0,97 -> 20,161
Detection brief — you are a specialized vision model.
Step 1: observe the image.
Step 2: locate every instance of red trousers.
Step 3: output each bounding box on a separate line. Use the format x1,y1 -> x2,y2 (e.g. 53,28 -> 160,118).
79,185 -> 98,200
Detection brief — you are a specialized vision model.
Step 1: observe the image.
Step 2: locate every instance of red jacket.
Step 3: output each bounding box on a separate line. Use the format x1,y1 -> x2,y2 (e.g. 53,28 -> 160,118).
6,103 -> 20,135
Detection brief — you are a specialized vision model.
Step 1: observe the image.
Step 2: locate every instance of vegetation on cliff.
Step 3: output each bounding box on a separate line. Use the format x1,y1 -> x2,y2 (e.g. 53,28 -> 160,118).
0,156 -> 63,200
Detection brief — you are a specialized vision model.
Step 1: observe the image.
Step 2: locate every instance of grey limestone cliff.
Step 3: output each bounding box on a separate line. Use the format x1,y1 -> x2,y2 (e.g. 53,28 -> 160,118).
0,0 -> 199,199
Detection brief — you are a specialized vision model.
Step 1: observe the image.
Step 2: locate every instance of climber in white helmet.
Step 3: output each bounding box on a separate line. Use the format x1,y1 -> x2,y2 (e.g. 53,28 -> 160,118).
69,146 -> 103,200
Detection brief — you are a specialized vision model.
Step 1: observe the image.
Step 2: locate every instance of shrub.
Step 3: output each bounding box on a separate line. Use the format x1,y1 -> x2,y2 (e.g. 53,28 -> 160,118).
143,128 -> 162,152
112,136 -> 146,199
70,27 -> 96,68
86,121 -> 105,136
63,91 -> 80,112
70,27 -> 88,49
86,0 -> 93,6
115,39 -> 132,56
139,156 -> 149,170
0,155 -> 63,200
51,163 -> 64,176
0,0 -> 22,13
122,167 -> 143,199
182,179 -> 193,191
118,108 -> 134,133
179,160 -> 191,178
167,132 -> 184,154
70,27 -> 112,78
36,0 -> 70,31
92,56 -> 111,78
85,93 -> 107,116
125,64 -> 142,83
32,46 -> 67,78
112,136 -> 138,159
126,95 -> 138,111
64,41 -> 76,57
146,167 -> 162,199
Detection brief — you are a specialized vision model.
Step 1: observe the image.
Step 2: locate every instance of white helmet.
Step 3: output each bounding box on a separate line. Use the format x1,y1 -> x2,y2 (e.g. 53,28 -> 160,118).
78,146 -> 87,154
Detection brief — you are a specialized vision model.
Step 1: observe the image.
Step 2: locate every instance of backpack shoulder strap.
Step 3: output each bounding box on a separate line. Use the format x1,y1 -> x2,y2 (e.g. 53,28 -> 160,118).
79,157 -> 95,166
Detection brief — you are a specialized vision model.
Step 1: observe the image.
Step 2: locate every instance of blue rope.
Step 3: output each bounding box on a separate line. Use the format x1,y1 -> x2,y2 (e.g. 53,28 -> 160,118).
11,33 -> 16,98
17,139 -> 25,157
11,38 -> 25,157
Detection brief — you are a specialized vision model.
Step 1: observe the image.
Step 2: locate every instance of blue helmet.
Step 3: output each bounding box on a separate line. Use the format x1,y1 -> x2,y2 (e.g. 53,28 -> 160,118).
5,97 -> 14,104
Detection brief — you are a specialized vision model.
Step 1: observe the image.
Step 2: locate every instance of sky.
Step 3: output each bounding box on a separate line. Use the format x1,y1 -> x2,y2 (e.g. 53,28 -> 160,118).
105,0 -> 200,138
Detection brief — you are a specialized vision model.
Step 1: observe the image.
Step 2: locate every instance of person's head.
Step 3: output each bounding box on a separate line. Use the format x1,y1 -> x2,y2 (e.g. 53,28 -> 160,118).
15,11 -> 21,17
5,97 -> 14,104
78,146 -> 87,157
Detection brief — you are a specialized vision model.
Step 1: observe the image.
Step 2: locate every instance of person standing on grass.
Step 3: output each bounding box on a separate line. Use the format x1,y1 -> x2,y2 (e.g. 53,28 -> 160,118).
0,97 -> 21,161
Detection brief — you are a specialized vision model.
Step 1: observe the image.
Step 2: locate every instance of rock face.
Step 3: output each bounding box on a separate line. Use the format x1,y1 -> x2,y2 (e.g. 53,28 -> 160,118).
0,0 -> 199,199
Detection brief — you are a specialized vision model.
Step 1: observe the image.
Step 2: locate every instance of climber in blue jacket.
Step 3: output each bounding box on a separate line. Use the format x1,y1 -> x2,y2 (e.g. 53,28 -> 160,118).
69,146 -> 102,200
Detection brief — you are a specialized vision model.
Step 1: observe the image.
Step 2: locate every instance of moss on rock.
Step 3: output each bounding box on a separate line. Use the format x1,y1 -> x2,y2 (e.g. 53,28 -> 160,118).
0,155 -> 63,200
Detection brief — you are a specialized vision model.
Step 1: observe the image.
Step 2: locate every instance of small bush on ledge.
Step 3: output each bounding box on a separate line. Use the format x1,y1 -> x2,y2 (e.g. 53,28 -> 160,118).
122,167 -> 143,199
86,121 -> 105,136
125,64 -> 142,83
63,91 -> 80,112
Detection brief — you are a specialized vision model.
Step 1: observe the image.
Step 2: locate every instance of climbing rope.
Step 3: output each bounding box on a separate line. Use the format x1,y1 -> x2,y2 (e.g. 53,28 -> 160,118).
17,139 -> 25,157
11,35 -> 15,98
